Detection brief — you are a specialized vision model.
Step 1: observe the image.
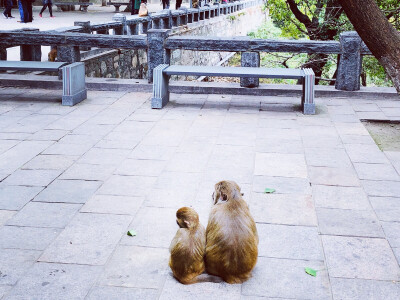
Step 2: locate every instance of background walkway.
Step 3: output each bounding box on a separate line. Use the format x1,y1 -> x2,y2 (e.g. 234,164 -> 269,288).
0,89 -> 399,299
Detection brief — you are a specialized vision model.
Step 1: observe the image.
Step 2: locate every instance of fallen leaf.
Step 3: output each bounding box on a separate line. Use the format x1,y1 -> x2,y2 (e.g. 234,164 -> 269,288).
304,267 -> 317,277
264,188 -> 276,194
127,230 -> 137,237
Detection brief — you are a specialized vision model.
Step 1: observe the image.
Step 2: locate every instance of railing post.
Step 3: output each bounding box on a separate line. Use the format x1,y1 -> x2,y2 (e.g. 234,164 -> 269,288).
241,51 -> 260,88
20,28 -> 41,61
335,31 -> 362,91
74,21 -> 91,50
147,29 -> 170,83
112,13 -> 127,35
57,46 -> 81,63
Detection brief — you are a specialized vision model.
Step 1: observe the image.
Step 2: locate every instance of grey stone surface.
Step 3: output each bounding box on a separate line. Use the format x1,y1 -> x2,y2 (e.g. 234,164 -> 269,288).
241,257 -> 331,299
255,153 -> 307,178
308,166 -> 360,186
81,195 -> 144,215
330,277 -> 400,300
22,155 -> 77,170
120,207 -> 176,248
4,262 -> 102,300
115,159 -> 167,176
241,52 -> 260,88
0,226 -> 61,250
59,163 -> 116,181
354,162 -> 400,181
0,210 -> 16,226
7,202 -> 81,228
250,193 -> 317,226
39,213 -> 132,265
257,223 -> 323,260
345,144 -> 388,164
312,185 -> 370,210
78,148 -> 130,166
0,248 -> 41,285
1,169 -> 62,187
381,221 -> 400,247
0,285 -> 12,299
160,272 -> 241,300
42,142 -> 93,156
304,147 -> 352,168
87,286 -> 159,300
361,180 -> 400,197
370,197 -> 400,222
33,179 -> 102,204
252,175 -> 311,194
0,185 -> 43,210
316,208 -> 384,237
98,245 -> 169,288
335,32 -> 362,91
97,175 -> 157,197
322,235 -> 400,280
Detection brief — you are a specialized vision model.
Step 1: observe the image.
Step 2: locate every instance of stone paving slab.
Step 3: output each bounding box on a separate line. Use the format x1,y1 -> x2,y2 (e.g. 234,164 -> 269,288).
1,90 -> 400,299
4,263 -> 103,300
2,169 -> 62,187
39,213 -> 132,265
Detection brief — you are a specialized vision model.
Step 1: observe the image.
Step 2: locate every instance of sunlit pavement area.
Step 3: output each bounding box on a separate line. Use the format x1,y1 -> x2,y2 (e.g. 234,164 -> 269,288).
0,88 -> 399,299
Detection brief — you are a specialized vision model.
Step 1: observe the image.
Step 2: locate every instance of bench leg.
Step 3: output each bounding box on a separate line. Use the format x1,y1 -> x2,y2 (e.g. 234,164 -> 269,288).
151,64 -> 169,109
62,62 -> 87,106
302,68 -> 315,115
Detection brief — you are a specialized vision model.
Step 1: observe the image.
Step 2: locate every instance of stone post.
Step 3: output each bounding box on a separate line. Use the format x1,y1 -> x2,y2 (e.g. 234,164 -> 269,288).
0,47 -> 7,60
57,46 -> 81,63
335,31 -> 362,91
129,23 -> 139,35
112,13 -> 127,35
216,4 -> 220,16
74,21 -> 91,50
240,52 -> 260,87
20,28 -> 41,61
147,29 -> 170,83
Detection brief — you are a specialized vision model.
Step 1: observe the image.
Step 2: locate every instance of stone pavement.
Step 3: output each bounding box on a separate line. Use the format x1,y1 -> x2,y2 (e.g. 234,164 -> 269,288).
0,87 -> 399,299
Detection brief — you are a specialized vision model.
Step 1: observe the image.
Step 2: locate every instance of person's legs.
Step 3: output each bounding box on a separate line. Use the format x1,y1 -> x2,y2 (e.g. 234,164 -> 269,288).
27,1 -> 32,22
39,4 -> 47,15
175,0 -> 182,9
18,0 -> 25,22
4,0 -> 13,17
49,4 -> 53,17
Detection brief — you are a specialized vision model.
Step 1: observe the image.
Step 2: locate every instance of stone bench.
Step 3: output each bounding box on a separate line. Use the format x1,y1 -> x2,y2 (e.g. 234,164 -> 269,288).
107,1 -> 129,12
152,64 -> 315,114
0,61 -> 87,106
54,2 -> 93,12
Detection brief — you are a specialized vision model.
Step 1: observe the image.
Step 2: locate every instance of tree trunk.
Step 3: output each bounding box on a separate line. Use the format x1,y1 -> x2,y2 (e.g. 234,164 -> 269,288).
338,0 -> 400,94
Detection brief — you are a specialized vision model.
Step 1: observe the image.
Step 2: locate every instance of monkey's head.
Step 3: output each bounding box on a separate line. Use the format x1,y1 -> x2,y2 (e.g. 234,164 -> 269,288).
176,207 -> 199,229
213,180 -> 243,204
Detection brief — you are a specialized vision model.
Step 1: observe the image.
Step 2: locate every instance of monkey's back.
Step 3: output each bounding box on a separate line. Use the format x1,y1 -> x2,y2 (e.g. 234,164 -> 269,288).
205,200 -> 258,283
169,225 -> 206,284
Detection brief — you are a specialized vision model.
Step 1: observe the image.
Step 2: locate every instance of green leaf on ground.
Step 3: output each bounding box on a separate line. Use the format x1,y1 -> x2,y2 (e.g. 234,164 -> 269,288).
127,230 -> 137,237
264,188 -> 276,194
304,267 -> 317,277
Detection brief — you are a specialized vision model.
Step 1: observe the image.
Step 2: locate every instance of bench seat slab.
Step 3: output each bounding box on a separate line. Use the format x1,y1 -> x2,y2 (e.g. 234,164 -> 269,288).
62,62 -> 87,106
0,61 -> 68,72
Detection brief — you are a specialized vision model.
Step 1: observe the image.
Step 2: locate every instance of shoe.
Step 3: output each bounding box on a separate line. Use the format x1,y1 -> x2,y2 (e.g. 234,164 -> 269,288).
8,16 -> 14,18
2,12 -> 7,19
50,16 -> 55,18
39,13 -> 42,17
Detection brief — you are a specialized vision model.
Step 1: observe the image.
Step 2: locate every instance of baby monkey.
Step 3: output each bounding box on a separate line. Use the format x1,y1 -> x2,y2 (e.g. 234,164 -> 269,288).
169,207 -> 206,284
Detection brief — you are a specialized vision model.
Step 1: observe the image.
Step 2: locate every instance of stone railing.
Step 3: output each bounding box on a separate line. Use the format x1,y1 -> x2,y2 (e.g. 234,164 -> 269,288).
0,0 -> 375,91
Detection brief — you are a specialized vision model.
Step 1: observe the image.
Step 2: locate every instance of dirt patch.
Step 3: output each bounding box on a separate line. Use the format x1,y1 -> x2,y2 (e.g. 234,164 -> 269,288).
362,120 -> 400,151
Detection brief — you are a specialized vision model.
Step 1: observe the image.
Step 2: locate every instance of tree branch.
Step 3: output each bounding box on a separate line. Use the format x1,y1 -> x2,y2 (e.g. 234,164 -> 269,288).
286,0 -> 312,27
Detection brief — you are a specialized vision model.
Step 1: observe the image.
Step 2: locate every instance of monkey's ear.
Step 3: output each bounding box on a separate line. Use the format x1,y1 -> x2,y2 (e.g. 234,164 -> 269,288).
222,193 -> 228,201
241,193 -> 244,196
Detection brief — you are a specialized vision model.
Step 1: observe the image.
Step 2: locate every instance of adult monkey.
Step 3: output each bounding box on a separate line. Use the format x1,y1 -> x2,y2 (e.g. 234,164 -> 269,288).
205,180 -> 258,283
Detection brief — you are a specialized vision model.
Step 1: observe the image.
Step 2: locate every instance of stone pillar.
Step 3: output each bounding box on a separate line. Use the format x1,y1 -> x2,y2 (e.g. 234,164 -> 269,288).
57,46 -> 81,63
74,21 -> 91,51
216,4 -> 220,16
112,13 -> 127,35
240,52 -> 260,88
0,47 -> 7,60
335,31 -> 362,91
20,28 -> 41,61
147,29 -> 170,83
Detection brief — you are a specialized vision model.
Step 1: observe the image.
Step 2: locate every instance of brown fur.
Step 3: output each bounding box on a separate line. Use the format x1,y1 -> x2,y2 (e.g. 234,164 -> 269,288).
48,48 -> 57,62
169,207 -> 206,284
205,180 -> 258,283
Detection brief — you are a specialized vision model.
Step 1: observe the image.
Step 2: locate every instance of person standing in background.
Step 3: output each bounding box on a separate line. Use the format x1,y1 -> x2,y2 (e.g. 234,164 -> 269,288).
18,0 -> 28,22
175,0 -> 182,9
3,0 -> 14,18
39,0 -> 54,17
26,0 -> 34,22
162,0 -> 169,9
